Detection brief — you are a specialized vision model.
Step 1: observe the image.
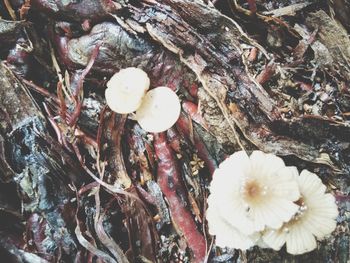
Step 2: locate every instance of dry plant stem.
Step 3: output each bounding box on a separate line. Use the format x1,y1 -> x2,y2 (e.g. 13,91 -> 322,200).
95,205 -> 130,263
78,181 -> 99,196
50,42 -> 72,101
70,130 -> 143,203
104,113 -> 132,188
96,106 -> 107,179
4,0 -> 17,20
57,81 -> 67,120
93,161 -> 130,263
81,166 -> 145,212
73,45 -> 100,99
231,0 -> 299,33
188,192 -> 203,223
68,45 -> 100,127
96,106 -> 107,151
154,132 -> 206,263
74,129 -> 98,149
72,141 -> 83,163
22,78 -> 59,103
73,143 -> 131,196
204,236 -> 214,263
72,131 -> 155,259
73,187 -> 118,263
187,114 -> 195,144
92,114 -> 126,262
202,192 -> 211,263
42,102 -> 63,145
43,102 -> 73,152
38,86 -> 97,151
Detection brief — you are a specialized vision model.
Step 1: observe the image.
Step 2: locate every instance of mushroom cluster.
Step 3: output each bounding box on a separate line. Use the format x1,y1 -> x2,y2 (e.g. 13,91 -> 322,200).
206,151 -> 338,255
105,67 -> 181,133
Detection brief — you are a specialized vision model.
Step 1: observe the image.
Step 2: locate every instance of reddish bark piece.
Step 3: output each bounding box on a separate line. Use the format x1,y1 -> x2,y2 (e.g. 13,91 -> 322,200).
167,127 -> 182,153
182,100 -> 209,130
256,60 -> 277,85
248,47 -> 258,62
53,35 -> 75,68
247,0 -> 257,13
154,133 -> 206,263
188,83 -> 199,98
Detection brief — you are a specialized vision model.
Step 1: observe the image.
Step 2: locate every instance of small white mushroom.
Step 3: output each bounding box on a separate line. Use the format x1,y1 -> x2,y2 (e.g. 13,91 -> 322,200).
208,151 -> 300,237
105,67 -> 150,114
207,150 -> 338,254
206,151 -> 301,251
135,86 -> 181,133
206,193 -> 260,250
263,170 -> 338,255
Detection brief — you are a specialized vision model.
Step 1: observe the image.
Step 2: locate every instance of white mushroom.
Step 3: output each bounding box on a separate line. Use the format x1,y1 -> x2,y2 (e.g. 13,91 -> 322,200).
207,193 -> 260,250
208,151 -> 300,235
206,150 -> 338,254
206,151 -> 301,250
262,170 -> 338,255
105,67 -> 150,114
135,86 -> 181,133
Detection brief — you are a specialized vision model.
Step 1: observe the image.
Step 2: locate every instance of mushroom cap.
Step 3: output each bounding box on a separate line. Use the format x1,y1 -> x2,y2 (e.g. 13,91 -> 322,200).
135,86 -> 181,133
263,169 -> 338,255
208,151 -> 300,236
105,67 -> 150,114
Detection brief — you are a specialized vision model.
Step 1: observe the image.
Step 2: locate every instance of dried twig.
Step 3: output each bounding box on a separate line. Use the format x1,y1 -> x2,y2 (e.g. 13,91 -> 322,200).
4,0 -> 17,20
262,2 -> 312,17
68,45 -> 100,127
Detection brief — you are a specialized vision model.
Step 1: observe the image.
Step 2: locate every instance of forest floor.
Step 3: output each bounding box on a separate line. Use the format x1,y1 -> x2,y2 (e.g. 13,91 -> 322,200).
0,0 -> 349,262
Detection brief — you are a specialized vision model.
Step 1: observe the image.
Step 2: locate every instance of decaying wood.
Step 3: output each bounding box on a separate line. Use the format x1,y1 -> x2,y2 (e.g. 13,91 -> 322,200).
0,19 -> 27,50
306,10 -> 350,80
262,2 -> 313,17
0,62 -> 82,260
65,0 -> 334,164
102,0 -> 349,171
31,0 -> 118,22
1,0 -> 350,262
0,62 -> 43,130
